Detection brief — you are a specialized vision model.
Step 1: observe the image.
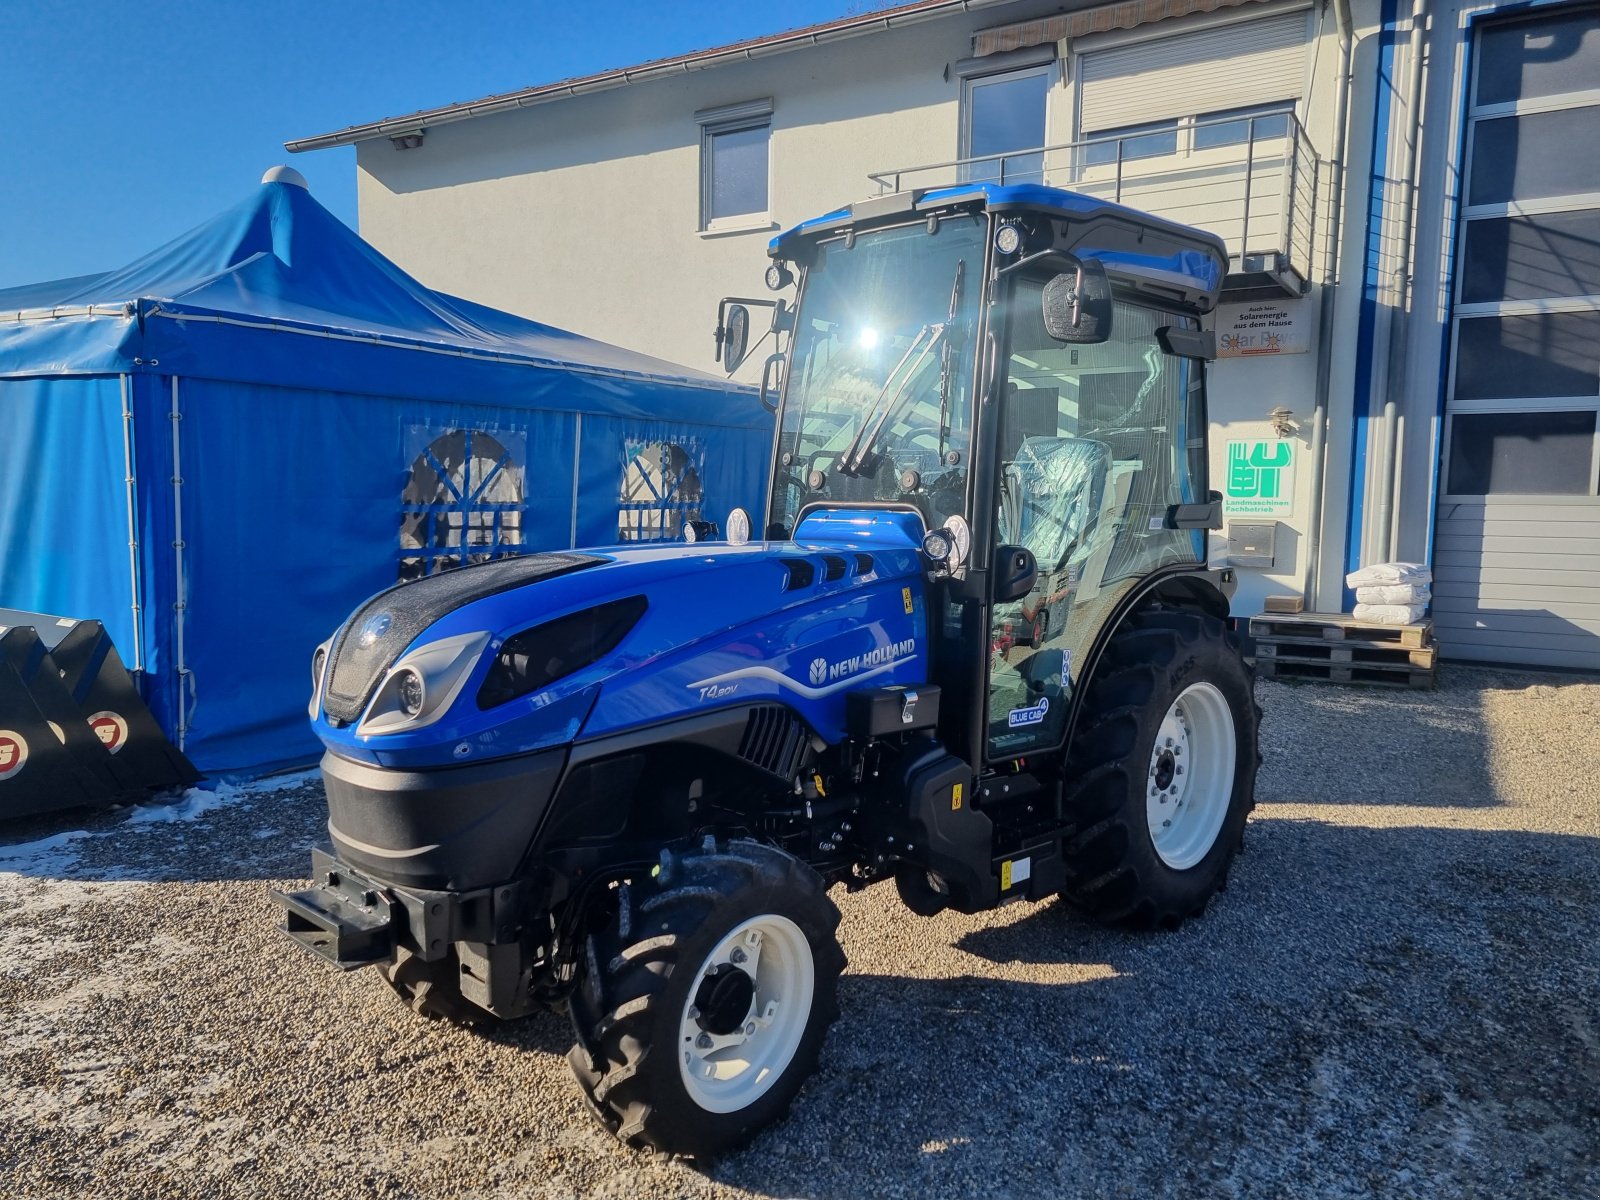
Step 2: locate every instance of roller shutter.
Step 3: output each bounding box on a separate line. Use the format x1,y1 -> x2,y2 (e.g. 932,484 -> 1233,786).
1432,5 -> 1600,670
1077,9 -> 1309,132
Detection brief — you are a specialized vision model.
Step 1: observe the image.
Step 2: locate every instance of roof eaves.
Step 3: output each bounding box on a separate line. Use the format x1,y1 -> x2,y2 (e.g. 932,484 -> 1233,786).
285,0 -> 1016,153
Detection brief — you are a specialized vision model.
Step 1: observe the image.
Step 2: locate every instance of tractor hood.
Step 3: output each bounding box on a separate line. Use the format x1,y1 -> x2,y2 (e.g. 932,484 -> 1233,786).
312,509 -> 932,769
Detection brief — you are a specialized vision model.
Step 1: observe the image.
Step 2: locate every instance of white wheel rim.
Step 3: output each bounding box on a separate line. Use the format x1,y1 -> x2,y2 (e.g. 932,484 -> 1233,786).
678,913 -> 815,1114
1146,681 -> 1237,871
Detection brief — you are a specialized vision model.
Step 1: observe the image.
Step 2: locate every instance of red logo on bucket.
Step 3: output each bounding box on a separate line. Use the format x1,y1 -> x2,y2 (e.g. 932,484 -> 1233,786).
88,711 -> 130,755
0,731 -> 28,781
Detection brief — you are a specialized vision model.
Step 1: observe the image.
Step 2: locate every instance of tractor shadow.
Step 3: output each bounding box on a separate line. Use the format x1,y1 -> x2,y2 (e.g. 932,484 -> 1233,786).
712,818 -> 1600,1199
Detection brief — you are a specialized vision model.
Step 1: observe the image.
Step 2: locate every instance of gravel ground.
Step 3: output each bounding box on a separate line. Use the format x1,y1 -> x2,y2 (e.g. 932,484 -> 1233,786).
2,665 -> 1597,1199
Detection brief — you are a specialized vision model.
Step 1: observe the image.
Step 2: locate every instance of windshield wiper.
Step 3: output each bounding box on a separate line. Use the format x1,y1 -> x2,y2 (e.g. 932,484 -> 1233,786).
838,322 -> 946,477
937,259 -> 966,461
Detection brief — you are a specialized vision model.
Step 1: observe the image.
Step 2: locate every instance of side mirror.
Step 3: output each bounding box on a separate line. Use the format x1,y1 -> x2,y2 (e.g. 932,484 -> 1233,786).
717,303 -> 752,372
993,544 -> 1038,603
1042,259 -> 1112,344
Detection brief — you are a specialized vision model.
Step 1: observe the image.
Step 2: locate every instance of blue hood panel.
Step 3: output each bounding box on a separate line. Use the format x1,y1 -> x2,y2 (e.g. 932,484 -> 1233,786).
315,521 -> 930,769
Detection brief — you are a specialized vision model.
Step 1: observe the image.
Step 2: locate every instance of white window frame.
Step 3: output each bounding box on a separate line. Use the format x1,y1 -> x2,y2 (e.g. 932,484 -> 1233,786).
697,98 -> 773,235
956,45 -> 1057,184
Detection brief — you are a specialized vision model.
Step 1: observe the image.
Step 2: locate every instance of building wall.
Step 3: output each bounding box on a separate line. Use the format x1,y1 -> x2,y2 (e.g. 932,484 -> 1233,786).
354,8 -> 1052,383
346,0 -> 1576,632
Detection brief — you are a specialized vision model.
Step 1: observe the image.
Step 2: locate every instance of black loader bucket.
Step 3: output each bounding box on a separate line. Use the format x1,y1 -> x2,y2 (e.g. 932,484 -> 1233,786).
0,611 -> 201,820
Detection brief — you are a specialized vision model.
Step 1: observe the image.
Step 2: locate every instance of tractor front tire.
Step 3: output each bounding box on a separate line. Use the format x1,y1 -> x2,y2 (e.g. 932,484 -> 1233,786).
567,839 -> 845,1158
1059,607 -> 1260,928
381,947 -> 488,1024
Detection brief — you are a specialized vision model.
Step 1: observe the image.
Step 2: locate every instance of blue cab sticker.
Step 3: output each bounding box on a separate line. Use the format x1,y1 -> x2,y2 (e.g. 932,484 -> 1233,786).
1007,696 -> 1050,728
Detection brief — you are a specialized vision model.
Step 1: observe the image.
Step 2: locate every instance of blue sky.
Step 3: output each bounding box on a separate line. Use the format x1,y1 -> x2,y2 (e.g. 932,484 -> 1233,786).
0,0 -> 885,289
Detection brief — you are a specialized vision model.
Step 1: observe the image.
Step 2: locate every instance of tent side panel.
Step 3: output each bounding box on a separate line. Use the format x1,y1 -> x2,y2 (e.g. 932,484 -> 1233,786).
577,414 -> 770,547
0,376 -> 139,651
176,378 -> 578,773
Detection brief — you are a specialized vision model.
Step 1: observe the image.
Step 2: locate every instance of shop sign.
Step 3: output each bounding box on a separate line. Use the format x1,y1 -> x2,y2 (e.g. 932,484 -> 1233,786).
1215,300 -> 1309,357
1224,439 -> 1295,517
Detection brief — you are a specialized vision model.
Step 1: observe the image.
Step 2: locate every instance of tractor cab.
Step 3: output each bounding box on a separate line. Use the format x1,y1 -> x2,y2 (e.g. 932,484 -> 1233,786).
721,183 -> 1229,772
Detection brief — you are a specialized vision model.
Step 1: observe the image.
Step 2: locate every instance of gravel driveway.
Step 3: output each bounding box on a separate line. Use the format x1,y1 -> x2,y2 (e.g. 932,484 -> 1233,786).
3,666 -> 1597,1199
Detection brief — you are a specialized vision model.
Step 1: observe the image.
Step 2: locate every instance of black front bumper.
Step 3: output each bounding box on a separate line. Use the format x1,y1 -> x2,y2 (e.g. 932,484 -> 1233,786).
320,746 -> 566,891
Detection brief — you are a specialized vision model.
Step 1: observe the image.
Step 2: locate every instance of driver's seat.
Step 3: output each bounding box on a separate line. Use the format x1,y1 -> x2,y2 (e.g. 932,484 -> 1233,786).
1000,435 -> 1113,571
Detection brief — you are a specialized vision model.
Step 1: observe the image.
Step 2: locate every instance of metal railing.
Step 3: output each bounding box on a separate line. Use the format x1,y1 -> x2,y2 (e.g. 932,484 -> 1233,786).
868,110 -> 1322,291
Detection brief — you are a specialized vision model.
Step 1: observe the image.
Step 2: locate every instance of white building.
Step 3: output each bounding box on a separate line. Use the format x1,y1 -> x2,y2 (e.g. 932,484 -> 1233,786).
289,0 -> 1600,670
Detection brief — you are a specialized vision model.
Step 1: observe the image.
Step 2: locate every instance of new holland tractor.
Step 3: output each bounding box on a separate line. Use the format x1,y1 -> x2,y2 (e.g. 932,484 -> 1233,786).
275,183 -> 1260,1158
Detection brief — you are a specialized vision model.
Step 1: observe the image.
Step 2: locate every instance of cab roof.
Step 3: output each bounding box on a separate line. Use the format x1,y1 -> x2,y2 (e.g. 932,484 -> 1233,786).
771,182 -> 1231,312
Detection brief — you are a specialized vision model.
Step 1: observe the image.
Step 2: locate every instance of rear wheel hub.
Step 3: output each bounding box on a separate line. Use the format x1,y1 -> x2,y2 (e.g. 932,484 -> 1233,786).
694,963 -> 756,1036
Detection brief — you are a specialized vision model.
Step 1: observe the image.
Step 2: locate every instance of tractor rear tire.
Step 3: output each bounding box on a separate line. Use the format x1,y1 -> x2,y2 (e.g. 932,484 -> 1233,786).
1059,607 -> 1260,928
567,839 -> 845,1158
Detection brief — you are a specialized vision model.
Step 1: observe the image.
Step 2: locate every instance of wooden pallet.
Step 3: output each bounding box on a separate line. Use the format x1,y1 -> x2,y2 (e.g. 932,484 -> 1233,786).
1256,639 -> 1437,669
1248,612 -> 1433,650
1256,657 -> 1435,689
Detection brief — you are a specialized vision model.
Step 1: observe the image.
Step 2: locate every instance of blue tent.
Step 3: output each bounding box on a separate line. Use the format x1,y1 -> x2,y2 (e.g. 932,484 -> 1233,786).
0,175 -> 770,774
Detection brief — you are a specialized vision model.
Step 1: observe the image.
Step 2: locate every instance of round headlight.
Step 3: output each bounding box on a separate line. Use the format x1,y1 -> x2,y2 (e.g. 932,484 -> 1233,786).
922,529 -> 953,563
397,669 -> 425,717
765,263 -> 794,291
726,507 -> 752,546
995,224 -> 1023,255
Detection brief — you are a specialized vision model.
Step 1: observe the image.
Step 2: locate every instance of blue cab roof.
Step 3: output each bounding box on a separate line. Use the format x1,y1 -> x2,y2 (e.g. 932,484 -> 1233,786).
771,182 -> 1230,309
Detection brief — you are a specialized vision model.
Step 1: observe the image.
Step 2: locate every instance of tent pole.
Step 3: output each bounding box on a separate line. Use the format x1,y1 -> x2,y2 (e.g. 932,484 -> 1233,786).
569,414 -> 583,549
169,377 -> 190,750
120,374 -> 144,672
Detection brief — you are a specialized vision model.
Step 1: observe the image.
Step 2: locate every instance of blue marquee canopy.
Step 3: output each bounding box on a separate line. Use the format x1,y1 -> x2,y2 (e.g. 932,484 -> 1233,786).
0,177 -> 769,774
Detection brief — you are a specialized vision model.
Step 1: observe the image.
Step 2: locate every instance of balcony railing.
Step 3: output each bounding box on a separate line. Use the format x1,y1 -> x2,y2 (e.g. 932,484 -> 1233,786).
868,111 -> 1322,298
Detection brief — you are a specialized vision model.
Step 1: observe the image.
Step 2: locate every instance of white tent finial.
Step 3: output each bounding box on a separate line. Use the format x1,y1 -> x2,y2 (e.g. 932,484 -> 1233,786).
261,165 -> 309,190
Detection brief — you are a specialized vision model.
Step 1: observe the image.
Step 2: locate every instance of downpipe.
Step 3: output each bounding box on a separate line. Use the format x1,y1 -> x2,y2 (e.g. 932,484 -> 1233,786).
1372,0 -> 1429,565
1302,0 -> 1356,608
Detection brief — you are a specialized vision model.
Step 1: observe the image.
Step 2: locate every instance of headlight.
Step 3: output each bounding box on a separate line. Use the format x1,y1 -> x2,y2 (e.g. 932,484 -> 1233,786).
356,631 -> 490,737
308,638 -> 333,718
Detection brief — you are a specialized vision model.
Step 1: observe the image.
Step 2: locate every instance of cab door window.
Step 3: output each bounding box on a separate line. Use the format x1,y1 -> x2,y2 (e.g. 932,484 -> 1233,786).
987,282 -> 1205,760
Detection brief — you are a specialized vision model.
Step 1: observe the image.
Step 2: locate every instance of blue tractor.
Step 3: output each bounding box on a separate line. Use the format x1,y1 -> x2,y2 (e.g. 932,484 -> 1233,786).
275,184 -> 1259,1157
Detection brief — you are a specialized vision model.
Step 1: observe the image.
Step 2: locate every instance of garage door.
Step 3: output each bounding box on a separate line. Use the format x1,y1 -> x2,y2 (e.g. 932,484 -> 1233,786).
1433,5 -> 1600,670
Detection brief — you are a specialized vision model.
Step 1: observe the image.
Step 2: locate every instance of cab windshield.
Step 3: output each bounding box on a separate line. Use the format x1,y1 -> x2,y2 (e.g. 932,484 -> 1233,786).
768,219 -> 985,536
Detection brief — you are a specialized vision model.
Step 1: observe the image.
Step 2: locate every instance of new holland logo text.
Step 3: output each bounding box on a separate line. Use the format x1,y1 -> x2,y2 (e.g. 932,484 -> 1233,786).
819,639 -> 915,684
687,638 -> 919,703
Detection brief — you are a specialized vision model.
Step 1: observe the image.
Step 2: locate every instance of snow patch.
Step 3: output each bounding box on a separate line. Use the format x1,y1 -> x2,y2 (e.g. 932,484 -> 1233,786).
0,829 -> 92,873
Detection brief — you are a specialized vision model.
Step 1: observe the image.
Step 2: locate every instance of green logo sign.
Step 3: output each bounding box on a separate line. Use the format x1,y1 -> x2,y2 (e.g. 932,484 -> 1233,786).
1224,440 -> 1295,517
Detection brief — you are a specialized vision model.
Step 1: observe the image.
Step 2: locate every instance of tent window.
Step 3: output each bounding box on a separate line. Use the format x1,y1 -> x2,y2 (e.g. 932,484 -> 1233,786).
400,429 -> 525,579
619,441 -> 703,542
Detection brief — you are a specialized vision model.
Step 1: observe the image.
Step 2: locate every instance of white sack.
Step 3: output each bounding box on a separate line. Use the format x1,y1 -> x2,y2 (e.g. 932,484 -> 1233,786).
1352,602 -> 1428,625
1345,561 -> 1432,587
1356,583 -> 1431,605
